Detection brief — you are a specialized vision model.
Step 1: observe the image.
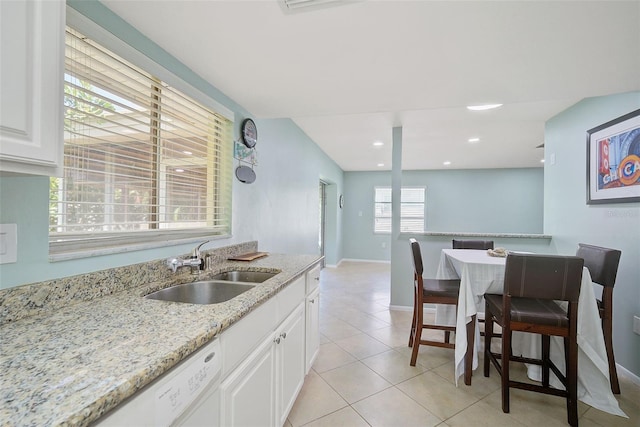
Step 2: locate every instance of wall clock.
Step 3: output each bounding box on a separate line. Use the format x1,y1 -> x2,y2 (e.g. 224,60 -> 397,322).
241,118 -> 258,148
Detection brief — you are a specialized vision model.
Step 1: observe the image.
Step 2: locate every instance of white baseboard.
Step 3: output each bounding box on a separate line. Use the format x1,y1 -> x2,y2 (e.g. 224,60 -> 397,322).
617,363 -> 640,387
389,304 -> 412,312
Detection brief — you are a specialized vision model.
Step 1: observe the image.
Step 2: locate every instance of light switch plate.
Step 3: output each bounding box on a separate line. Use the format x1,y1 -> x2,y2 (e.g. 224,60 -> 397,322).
0,224 -> 17,264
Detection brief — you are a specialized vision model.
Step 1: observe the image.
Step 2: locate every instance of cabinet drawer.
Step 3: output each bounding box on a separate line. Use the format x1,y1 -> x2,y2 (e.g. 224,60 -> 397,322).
277,276 -> 305,323
306,264 -> 322,294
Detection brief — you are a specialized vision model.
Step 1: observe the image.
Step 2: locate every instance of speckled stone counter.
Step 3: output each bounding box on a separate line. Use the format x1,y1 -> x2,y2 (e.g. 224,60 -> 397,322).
0,249 -> 322,427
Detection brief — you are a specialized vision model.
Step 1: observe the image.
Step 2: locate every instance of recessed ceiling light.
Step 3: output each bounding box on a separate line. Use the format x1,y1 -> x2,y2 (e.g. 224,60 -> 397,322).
466,104 -> 503,111
377,163 -> 384,167
468,137 -> 480,143
183,151 -> 192,155
175,168 -> 185,172
443,161 -> 451,166
540,159 -> 545,163
373,141 -> 384,146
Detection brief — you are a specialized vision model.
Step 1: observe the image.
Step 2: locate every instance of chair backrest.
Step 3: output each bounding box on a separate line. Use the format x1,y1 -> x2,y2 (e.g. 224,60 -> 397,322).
503,253 -> 584,302
452,239 -> 494,250
576,243 -> 621,288
409,238 -> 423,277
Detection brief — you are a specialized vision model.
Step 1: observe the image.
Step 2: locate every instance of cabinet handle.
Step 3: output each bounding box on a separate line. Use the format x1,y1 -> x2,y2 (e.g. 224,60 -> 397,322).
310,299 -> 315,303
314,277 -> 320,281
274,337 -> 281,344
280,332 -> 287,339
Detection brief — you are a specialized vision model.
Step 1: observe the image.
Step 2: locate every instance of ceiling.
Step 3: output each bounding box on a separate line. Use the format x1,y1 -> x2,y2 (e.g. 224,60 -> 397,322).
100,0 -> 640,171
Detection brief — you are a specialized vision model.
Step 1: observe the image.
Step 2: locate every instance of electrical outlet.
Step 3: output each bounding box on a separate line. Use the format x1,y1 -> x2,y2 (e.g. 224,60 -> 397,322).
0,224 -> 17,264
633,316 -> 640,336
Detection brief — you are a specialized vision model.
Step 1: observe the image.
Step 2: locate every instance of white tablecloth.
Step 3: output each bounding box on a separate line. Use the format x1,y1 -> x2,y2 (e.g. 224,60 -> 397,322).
435,249 -> 626,417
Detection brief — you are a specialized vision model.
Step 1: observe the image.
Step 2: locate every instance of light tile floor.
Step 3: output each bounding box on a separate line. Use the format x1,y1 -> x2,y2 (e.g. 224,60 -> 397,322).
286,261 -> 640,427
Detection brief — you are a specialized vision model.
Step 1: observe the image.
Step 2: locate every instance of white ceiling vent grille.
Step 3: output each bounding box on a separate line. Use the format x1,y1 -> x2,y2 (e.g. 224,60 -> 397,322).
279,0 -> 363,14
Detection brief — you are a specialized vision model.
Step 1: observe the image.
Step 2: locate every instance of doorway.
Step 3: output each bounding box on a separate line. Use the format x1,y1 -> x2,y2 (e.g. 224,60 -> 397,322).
319,181 -> 326,267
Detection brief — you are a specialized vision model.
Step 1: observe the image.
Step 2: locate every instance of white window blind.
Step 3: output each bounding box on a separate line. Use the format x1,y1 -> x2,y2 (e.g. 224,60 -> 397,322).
49,27 -> 232,256
374,187 -> 425,233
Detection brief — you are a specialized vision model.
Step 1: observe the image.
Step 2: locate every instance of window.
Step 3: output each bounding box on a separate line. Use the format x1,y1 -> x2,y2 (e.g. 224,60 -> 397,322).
374,187 -> 425,233
49,26 -> 233,257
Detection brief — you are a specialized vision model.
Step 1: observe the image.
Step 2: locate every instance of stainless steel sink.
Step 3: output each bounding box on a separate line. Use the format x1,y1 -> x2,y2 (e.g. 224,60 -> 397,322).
211,270 -> 277,283
145,280 -> 255,304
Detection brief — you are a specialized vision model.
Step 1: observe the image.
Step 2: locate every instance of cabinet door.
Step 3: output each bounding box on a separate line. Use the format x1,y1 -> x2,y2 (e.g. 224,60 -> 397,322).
276,303 -> 306,426
220,336 -> 276,427
0,0 -> 64,176
305,287 -> 320,374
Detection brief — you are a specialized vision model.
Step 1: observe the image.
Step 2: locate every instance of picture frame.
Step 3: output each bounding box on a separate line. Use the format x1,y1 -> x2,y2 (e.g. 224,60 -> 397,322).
586,109 -> 640,204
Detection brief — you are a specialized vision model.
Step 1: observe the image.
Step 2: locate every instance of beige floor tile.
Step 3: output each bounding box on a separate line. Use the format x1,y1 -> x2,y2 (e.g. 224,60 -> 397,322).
482,387 -> 590,427
320,361 -> 393,404
394,343 -> 454,370
301,406 -> 370,427
320,317 -> 363,341
312,342 -> 357,373
333,333 -> 391,359
287,370 -> 348,427
361,349 -> 428,384
352,386 -> 442,427
371,309 -> 414,328
445,399 -> 527,427
367,325 -> 412,348
396,371 -> 480,420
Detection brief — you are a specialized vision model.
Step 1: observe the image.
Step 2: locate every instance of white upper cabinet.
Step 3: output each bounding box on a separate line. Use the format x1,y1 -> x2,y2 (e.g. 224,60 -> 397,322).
0,0 -> 64,176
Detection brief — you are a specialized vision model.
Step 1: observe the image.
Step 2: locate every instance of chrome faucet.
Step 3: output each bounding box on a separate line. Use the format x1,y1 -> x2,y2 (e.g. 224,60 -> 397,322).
167,240 -> 211,273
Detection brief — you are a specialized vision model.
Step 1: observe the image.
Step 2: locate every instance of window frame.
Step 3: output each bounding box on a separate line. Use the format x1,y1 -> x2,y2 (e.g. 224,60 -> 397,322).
50,8 -> 234,261
373,186 -> 426,234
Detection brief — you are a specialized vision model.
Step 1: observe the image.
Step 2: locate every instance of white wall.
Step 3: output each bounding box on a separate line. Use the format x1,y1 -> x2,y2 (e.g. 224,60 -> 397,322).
544,91 -> 640,377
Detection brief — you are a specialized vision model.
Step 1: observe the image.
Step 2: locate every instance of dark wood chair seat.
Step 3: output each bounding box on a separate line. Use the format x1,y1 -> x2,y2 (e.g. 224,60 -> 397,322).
484,253 -> 584,427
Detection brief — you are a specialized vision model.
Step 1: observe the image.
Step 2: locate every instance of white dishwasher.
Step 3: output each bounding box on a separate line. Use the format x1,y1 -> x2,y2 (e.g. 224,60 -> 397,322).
95,338 -> 221,427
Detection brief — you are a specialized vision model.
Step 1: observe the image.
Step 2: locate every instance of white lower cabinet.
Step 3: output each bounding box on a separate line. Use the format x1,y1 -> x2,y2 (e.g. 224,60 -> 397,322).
305,287 -> 320,374
220,303 -> 305,427
220,334 -> 276,427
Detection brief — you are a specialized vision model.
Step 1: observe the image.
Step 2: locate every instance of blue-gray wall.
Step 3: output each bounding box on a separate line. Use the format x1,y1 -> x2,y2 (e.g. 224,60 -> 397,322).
544,91 -> 640,378
0,1 -> 344,289
343,168 -> 544,262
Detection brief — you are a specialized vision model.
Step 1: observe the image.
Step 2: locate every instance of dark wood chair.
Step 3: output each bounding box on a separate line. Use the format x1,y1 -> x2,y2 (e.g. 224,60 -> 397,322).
576,243 -> 622,394
452,239 -> 494,250
483,253 -> 584,427
408,239 -> 461,366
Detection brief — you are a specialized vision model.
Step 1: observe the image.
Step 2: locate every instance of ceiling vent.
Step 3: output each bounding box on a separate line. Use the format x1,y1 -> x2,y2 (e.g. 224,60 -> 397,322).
279,0 -> 363,14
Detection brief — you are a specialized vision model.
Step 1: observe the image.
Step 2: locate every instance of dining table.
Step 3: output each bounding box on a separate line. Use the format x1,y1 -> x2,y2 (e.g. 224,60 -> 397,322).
435,248 -> 627,417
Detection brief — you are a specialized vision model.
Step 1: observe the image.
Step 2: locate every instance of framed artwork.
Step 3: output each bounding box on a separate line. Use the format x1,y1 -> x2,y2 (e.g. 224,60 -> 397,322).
586,109 -> 640,204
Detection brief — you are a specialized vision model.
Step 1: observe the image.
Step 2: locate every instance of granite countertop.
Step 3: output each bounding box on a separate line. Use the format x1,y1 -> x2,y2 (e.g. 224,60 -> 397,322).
0,253 -> 321,427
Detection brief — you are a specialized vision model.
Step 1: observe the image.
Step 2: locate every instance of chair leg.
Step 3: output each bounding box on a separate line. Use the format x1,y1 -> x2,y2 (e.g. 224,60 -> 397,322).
542,335 -> 550,387
464,314 -> 476,385
409,296 -> 417,347
484,308 -> 493,377
410,302 -> 422,366
565,336 -> 578,427
501,324 -> 511,414
603,312 -> 620,394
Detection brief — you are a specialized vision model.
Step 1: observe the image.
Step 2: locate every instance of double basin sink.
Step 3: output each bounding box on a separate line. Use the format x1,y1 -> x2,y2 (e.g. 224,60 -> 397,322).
145,270 -> 278,305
